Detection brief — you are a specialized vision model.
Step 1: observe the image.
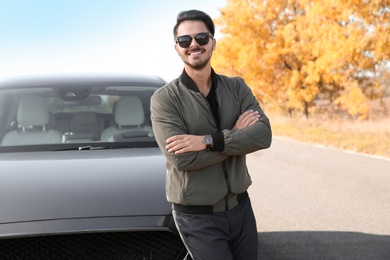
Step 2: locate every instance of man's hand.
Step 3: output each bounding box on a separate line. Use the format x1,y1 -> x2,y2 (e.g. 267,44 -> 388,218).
233,110 -> 260,129
166,134 -> 205,154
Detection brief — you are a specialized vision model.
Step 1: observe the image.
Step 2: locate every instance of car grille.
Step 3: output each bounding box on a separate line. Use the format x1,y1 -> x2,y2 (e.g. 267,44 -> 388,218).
0,231 -> 188,260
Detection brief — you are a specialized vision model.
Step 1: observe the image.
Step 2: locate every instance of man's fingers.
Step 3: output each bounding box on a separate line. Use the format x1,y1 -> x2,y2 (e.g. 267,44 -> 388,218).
165,134 -> 204,153
166,134 -> 186,144
234,110 -> 261,129
241,110 -> 260,123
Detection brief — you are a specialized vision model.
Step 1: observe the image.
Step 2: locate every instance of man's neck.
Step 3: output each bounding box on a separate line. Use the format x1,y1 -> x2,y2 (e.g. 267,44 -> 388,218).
185,66 -> 212,97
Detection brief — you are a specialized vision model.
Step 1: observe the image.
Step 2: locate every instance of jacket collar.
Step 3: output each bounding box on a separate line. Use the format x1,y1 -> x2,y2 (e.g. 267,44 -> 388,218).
180,68 -> 218,93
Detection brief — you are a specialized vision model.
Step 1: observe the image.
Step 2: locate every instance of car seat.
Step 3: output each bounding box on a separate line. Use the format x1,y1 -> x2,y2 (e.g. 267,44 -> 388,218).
1,96 -> 62,146
100,96 -> 146,142
63,112 -> 99,143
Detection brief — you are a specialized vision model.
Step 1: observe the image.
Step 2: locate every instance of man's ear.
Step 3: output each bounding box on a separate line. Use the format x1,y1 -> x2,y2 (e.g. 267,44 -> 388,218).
174,44 -> 180,55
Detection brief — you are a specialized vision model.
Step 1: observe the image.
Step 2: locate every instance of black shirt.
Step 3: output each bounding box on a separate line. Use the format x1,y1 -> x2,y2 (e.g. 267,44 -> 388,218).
180,69 -> 224,151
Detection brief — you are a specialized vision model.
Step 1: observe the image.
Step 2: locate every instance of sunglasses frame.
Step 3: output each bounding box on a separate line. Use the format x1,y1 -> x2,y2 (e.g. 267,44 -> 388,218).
176,32 -> 213,48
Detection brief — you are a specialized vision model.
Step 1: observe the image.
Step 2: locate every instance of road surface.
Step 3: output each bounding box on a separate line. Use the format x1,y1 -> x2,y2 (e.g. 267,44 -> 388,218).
247,137 -> 390,259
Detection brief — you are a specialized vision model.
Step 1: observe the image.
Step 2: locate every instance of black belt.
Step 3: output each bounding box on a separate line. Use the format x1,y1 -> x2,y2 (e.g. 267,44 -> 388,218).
173,191 -> 248,214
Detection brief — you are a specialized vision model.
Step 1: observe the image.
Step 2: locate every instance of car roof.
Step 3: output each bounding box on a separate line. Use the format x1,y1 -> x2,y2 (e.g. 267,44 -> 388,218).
0,73 -> 167,88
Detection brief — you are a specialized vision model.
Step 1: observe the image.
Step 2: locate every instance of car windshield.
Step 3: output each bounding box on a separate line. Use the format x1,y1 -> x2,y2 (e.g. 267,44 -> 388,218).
0,78 -> 162,152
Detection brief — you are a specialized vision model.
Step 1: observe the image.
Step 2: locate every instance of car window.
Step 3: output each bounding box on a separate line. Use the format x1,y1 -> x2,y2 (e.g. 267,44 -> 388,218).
0,83 -> 159,151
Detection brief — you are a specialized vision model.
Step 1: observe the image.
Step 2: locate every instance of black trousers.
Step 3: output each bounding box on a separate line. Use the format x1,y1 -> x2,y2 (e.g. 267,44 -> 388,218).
173,197 -> 258,260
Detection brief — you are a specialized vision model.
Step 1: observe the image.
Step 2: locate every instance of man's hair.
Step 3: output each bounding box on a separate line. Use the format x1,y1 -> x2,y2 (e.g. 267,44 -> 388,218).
173,10 -> 215,40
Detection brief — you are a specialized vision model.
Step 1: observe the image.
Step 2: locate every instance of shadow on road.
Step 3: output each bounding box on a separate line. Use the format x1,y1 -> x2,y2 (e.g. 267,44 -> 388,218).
258,231 -> 390,260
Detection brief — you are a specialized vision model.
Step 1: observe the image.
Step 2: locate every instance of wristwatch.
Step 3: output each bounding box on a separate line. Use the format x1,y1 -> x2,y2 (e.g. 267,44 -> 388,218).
202,135 -> 213,151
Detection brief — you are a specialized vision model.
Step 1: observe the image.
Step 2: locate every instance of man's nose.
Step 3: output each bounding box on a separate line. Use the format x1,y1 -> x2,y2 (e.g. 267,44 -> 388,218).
189,37 -> 198,47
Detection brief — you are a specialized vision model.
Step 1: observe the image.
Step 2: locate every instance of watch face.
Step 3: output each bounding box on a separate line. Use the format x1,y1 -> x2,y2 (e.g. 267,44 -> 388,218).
203,135 -> 213,144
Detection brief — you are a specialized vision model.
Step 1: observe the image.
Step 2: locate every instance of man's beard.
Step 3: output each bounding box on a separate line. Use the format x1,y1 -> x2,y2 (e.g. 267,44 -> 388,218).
182,55 -> 211,70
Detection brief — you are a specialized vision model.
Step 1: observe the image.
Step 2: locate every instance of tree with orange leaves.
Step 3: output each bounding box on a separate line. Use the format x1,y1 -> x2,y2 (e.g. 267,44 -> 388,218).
212,0 -> 390,119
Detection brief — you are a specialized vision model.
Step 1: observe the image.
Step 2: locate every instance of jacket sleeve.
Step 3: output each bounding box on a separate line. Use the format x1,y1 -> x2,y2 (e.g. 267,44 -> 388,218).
221,77 -> 272,156
151,88 -> 228,172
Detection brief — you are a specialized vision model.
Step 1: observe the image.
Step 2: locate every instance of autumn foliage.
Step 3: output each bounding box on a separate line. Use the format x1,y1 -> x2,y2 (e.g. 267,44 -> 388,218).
212,0 -> 390,119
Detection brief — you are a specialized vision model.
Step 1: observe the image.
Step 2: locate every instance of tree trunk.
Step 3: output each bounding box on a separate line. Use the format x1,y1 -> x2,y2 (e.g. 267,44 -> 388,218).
304,101 -> 309,118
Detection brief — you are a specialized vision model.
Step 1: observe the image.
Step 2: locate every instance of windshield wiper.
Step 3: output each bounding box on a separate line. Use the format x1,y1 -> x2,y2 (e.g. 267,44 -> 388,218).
52,144 -> 134,151
78,145 -> 106,150
78,145 -> 135,150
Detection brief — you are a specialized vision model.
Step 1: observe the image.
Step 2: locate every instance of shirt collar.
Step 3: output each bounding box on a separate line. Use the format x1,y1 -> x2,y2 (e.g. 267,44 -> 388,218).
180,68 -> 218,93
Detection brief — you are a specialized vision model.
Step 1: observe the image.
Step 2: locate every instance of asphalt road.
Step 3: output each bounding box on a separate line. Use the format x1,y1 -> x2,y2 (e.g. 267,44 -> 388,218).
247,137 -> 390,260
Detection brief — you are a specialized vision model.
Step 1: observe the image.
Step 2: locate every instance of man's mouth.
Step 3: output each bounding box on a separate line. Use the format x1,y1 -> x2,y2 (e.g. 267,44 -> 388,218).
187,49 -> 204,56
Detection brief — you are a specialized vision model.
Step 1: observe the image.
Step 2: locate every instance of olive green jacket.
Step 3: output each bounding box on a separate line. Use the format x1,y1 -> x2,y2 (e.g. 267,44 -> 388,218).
151,70 -> 272,210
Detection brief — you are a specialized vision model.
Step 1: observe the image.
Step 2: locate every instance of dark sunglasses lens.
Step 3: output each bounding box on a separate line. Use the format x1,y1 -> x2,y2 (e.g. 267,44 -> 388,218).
177,36 -> 192,48
195,33 -> 210,45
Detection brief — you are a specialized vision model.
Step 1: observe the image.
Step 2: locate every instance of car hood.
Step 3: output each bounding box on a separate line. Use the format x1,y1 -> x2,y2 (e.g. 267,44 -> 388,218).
0,148 -> 169,224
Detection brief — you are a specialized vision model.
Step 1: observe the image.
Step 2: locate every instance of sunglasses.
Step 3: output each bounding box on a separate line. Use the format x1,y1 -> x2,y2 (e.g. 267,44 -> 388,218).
176,32 -> 213,48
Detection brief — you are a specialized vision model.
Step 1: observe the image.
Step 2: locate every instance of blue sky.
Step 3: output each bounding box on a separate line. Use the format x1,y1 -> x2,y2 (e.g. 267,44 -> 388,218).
0,0 -> 226,82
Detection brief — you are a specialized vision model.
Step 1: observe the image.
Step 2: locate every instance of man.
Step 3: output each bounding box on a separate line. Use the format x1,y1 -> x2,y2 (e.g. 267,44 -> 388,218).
151,9 -> 272,260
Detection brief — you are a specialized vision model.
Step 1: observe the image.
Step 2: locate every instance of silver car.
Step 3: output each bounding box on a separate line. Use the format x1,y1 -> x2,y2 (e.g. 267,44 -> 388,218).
0,73 -> 188,259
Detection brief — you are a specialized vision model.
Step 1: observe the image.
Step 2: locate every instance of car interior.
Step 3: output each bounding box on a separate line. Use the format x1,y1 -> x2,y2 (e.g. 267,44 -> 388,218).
0,85 -> 157,147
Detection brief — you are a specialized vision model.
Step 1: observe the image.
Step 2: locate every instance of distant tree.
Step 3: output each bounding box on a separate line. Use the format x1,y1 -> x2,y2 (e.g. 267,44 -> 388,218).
213,0 -> 390,119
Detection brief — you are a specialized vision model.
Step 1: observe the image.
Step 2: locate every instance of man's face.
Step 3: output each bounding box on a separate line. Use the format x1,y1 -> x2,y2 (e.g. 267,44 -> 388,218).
175,20 -> 215,70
